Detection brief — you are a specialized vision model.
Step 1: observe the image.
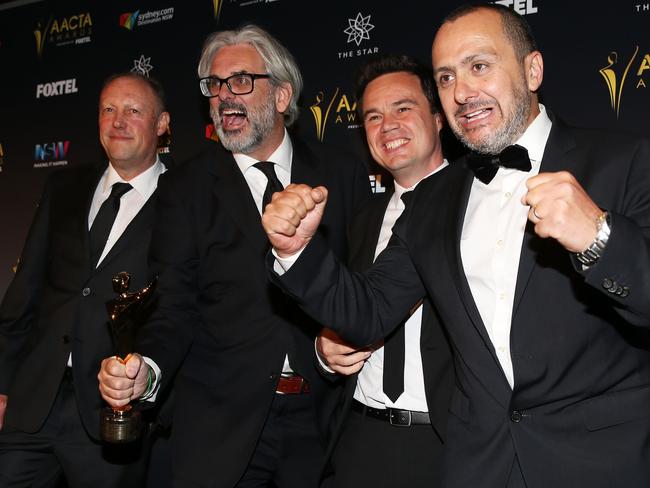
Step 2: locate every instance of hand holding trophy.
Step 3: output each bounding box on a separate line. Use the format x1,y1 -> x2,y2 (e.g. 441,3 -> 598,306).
100,271 -> 157,443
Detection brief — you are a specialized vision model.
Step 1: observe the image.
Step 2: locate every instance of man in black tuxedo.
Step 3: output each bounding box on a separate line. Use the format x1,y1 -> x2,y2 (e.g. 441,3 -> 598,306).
262,4 -> 650,488
0,72 -> 170,487
98,25 -> 369,488
316,55 -> 453,488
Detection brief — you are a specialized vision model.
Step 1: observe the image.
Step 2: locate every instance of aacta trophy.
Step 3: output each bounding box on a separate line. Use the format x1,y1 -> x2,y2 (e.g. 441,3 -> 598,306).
100,271 -> 157,443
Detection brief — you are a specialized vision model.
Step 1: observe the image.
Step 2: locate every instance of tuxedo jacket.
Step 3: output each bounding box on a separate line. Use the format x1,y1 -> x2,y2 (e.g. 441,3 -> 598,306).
0,163 -> 159,439
136,137 -> 369,487
322,187 -> 453,475
276,118 -> 650,488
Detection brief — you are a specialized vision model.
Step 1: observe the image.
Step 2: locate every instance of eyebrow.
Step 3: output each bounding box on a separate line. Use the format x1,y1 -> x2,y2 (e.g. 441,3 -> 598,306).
434,52 -> 497,75
362,98 -> 418,117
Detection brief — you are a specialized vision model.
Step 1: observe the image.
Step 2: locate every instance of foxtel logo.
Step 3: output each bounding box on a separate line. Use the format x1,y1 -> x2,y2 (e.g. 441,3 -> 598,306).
36,79 -> 78,98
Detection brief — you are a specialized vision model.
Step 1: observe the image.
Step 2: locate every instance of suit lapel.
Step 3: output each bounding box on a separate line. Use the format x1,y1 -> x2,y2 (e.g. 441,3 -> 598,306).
513,119 -> 576,312
349,190 -> 393,270
441,164 -> 512,402
209,144 -> 269,254
82,164 -> 108,274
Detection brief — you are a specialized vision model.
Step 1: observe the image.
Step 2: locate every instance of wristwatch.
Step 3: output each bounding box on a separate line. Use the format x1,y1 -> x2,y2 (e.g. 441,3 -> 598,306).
575,211 -> 610,267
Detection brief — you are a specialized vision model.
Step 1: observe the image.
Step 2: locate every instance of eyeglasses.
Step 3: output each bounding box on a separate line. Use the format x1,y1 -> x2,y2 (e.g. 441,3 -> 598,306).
199,73 -> 271,97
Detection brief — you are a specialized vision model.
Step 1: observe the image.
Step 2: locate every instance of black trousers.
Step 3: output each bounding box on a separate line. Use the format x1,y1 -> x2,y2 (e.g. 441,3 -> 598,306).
328,407 -> 444,488
234,392 -> 324,488
0,369 -> 147,488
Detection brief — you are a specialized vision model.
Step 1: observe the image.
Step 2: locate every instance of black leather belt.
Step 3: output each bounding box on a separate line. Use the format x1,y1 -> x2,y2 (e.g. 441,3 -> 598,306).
351,399 -> 430,426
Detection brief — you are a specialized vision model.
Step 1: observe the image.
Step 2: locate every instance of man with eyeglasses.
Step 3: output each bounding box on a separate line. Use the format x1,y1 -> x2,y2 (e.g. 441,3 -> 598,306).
98,24 -> 369,488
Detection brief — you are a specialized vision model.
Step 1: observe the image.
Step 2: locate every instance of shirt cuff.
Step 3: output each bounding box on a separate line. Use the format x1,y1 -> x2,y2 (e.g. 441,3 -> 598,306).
141,356 -> 162,402
271,247 -> 305,275
314,337 -> 336,374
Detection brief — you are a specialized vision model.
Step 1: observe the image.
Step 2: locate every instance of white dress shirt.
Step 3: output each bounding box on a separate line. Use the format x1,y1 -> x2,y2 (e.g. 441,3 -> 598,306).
460,104 -> 552,388
354,161 -> 449,412
233,129 -> 295,374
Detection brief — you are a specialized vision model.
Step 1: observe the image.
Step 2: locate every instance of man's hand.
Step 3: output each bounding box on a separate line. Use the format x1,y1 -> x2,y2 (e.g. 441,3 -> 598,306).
262,184 -> 328,258
98,353 -> 150,408
0,394 -> 7,431
523,171 -> 603,252
317,328 -> 371,376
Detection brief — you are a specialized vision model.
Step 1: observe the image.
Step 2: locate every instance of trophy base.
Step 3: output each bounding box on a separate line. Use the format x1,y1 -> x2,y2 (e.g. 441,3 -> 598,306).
100,405 -> 142,443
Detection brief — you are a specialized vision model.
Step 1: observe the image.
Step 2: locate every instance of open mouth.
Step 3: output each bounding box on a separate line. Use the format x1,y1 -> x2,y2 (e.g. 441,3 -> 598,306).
458,106 -> 492,128
219,105 -> 248,130
383,138 -> 409,151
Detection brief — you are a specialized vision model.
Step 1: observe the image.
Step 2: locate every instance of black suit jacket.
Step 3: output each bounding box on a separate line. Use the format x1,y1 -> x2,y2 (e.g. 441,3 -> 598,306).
136,137 -> 369,487
0,163 -> 159,439
275,118 -> 650,488
322,187 -> 453,474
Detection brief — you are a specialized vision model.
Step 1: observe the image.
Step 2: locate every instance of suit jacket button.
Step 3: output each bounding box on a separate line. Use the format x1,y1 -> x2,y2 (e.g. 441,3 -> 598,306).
602,278 -> 613,290
63,335 -> 70,344
510,410 -> 523,423
82,287 -> 91,297
621,287 -> 630,298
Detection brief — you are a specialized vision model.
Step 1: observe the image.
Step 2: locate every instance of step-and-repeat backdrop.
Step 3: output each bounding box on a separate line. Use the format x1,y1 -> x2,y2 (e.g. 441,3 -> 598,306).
0,0 -> 648,294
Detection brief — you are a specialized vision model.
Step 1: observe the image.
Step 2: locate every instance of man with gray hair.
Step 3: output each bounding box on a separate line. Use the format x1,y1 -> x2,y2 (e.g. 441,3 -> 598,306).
98,24 -> 369,487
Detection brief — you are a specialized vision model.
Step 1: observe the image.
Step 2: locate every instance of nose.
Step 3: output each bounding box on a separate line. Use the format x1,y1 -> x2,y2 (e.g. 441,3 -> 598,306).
112,112 -> 125,129
453,75 -> 478,105
218,81 -> 235,101
381,113 -> 399,133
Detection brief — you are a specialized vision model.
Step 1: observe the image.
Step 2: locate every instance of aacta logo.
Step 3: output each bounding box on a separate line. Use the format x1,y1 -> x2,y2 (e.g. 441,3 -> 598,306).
36,79 -> 78,98
599,46 -> 649,117
310,89 -> 360,141
34,13 -> 92,57
34,141 -> 70,168
119,11 -> 140,30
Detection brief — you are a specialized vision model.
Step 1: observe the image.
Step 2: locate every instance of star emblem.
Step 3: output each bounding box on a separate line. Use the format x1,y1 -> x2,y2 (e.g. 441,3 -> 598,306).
343,12 -> 374,46
131,54 -> 153,77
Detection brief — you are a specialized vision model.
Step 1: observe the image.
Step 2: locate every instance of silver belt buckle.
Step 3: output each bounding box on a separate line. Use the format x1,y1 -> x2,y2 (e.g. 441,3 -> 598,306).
389,408 -> 412,427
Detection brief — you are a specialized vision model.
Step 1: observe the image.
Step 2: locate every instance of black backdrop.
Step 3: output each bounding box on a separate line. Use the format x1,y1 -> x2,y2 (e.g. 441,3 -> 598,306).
0,0 -> 648,295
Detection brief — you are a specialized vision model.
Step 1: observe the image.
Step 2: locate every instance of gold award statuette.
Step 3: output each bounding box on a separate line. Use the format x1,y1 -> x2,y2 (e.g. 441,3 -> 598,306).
100,271 -> 157,443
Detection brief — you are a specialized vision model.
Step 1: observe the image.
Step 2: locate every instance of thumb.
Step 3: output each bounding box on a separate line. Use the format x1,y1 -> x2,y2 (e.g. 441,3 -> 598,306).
124,353 -> 143,380
311,186 -> 328,205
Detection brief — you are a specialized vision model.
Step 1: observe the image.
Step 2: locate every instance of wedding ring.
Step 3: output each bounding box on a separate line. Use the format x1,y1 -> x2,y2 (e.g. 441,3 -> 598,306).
532,206 -> 542,220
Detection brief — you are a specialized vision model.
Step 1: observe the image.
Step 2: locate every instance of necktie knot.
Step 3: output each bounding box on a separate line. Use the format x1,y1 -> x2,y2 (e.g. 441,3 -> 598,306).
466,144 -> 531,184
253,161 -> 284,209
110,182 -> 133,200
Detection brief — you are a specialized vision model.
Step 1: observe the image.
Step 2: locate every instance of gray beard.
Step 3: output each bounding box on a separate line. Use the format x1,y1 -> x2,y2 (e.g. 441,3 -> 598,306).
211,93 -> 277,155
454,84 -> 532,155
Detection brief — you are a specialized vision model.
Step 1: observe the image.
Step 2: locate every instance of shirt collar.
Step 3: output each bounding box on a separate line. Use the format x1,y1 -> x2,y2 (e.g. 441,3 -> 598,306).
513,103 -> 552,168
105,156 -> 165,200
393,159 -> 449,200
233,128 -> 293,174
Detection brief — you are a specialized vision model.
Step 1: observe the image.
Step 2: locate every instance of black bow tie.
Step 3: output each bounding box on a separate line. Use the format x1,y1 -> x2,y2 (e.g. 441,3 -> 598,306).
466,144 -> 531,184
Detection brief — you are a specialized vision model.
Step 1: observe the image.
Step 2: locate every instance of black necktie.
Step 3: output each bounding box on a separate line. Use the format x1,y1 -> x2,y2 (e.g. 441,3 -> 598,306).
89,182 -> 132,265
466,144 -> 531,184
383,319 -> 406,403
254,161 -> 284,209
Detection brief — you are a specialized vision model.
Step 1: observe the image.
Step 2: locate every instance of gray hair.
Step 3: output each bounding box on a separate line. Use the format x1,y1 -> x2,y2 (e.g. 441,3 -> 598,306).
197,24 -> 303,126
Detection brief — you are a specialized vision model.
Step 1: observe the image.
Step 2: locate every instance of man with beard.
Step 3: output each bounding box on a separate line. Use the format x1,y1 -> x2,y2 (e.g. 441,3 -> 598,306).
98,25 -> 369,488
261,4 -> 650,488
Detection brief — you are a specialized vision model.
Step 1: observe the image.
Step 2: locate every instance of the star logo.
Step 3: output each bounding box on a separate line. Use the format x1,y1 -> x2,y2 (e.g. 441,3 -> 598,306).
131,54 -> 153,77
343,12 -> 374,46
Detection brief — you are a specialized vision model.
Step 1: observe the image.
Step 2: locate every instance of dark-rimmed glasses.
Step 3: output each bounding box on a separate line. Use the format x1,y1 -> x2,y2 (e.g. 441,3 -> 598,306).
199,73 -> 271,97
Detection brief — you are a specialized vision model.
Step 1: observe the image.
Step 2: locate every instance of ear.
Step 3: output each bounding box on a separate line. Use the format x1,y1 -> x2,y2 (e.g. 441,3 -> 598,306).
433,112 -> 444,133
525,50 -> 543,92
156,111 -> 171,136
274,82 -> 292,114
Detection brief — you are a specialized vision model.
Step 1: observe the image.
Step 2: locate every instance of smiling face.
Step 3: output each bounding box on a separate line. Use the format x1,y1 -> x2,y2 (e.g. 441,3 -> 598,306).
98,76 -> 169,180
362,71 -> 444,188
208,43 -> 291,160
431,8 -> 542,154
